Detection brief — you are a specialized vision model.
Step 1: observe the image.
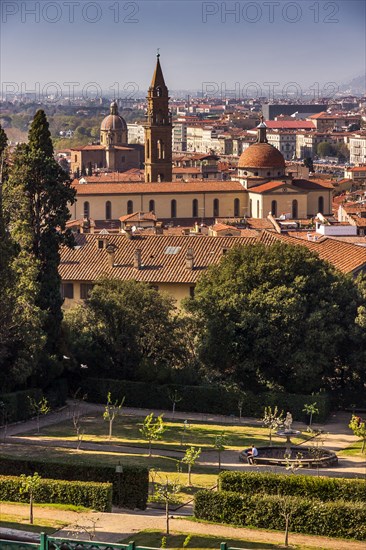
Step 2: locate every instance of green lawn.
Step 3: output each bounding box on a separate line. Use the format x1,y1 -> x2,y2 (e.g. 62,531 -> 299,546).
338,439 -> 366,457
17,413 -> 307,451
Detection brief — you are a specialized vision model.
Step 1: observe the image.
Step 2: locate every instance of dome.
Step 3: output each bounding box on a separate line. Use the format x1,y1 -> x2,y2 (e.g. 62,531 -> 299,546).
238,142 -> 285,169
101,114 -> 127,131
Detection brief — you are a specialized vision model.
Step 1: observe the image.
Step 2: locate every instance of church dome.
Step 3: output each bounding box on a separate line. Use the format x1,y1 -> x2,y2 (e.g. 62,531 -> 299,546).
101,101 -> 127,131
238,142 -> 285,169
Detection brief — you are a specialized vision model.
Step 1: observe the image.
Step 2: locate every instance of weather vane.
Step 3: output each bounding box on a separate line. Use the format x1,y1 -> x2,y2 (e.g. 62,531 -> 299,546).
157,48 -> 160,58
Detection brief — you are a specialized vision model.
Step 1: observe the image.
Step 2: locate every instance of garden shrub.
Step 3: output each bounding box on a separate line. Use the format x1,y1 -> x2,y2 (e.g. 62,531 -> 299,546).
0,457 -> 148,510
194,490 -> 366,540
0,475 -> 112,512
219,471 -> 366,503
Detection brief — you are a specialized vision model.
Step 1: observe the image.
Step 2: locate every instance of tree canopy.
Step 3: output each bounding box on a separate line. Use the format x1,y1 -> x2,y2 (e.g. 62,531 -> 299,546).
185,242 -> 365,393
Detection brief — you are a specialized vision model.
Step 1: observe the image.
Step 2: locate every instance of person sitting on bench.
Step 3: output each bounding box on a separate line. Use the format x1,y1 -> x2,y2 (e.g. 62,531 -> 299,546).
247,444 -> 258,464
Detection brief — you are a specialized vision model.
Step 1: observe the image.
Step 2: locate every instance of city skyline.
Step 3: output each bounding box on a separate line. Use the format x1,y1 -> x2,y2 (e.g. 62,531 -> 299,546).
1,0 -> 365,99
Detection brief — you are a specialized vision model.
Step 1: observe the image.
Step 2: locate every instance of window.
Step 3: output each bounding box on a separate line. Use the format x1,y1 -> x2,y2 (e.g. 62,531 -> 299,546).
149,199 -> 155,212
146,139 -> 150,159
249,199 -> 252,217
74,155 -> 77,162
127,200 -> 133,214
271,200 -> 277,217
213,198 -> 219,217
192,199 -> 198,218
80,283 -> 94,300
105,201 -> 112,220
292,199 -> 298,219
98,240 -> 104,249
83,201 -> 90,218
234,198 -> 240,217
171,199 -> 177,218
318,196 -> 324,214
256,200 -> 260,218
61,283 -> 74,299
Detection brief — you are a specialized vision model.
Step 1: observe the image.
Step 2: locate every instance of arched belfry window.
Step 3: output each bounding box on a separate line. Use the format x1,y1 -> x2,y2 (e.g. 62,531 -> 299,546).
127,200 -> 133,214
192,199 -> 198,218
146,139 -> 150,159
234,198 -> 240,217
292,199 -> 298,219
318,196 -> 324,214
105,201 -> 112,220
213,199 -> 220,217
271,200 -> 277,217
83,201 -> 90,218
171,199 -> 177,218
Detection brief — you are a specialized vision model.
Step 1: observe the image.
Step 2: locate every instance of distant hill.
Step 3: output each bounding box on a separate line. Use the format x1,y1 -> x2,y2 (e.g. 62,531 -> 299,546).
339,75 -> 366,96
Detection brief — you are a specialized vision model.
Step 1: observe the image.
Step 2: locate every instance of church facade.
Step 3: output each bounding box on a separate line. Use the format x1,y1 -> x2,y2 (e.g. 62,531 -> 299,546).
69,57 -> 333,222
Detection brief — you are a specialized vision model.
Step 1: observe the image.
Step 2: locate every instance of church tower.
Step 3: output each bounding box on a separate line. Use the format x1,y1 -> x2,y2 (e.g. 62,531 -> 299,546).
144,53 -> 172,182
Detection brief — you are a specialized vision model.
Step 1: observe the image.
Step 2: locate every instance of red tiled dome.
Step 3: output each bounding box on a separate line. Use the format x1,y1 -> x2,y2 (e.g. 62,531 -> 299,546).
238,142 -> 285,169
101,114 -> 127,131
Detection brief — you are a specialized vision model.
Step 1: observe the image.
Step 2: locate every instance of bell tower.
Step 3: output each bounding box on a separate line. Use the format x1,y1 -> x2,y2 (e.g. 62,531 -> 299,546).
144,53 -> 172,183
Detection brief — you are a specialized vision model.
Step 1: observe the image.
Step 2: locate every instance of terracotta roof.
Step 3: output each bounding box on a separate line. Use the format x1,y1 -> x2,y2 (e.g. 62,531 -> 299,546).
238,142 -> 286,169
71,145 -> 105,151
245,218 -> 274,230
59,234 -> 258,284
256,121 -> 315,129
248,181 -> 295,194
347,167 -> 366,172
119,211 -> 157,223
259,230 -> 366,274
73,180 -> 244,195
211,223 -> 239,232
293,178 -> 334,190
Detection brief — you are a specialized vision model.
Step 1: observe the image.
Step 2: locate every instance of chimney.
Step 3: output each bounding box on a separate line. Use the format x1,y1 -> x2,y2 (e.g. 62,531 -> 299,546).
134,248 -> 142,270
106,243 -> 116,268
185,248 -> 194,270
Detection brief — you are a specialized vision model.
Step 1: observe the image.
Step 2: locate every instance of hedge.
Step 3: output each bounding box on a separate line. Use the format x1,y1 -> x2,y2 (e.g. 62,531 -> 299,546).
0,475 -> 112,512
194,490 -> 366,540
0,456 -> 148,510
81,377 -> 331,422
219,471 -> 366,503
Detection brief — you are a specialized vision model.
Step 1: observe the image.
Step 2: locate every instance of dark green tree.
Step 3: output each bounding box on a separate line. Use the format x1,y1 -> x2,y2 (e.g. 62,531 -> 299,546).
5,111 -> 76,372
64,279 -> 182,381
317,142 -> 336,158
185,243 -> 364,393
303,157 -> 314,172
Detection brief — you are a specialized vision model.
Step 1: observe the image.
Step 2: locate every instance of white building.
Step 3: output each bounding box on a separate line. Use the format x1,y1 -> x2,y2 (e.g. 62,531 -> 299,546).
127,123 -> 145,144
349,134 -> 366,165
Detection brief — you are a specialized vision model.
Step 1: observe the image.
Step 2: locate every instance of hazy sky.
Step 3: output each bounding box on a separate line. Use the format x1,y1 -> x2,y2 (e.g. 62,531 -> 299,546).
1,0 -> 365,99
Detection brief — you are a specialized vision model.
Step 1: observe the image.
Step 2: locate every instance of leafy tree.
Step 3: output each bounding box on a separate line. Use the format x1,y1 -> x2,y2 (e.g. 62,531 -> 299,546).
140,413 -> 166,457
317,141 -> 336,158
155,476 -> 180,535
5,110 -> 76,368
186,243 -> 364,394
181,446 -> 201,485
28,396 -> 50,434
19,472 -> 42,524
167,389 -> 182,416
302,402 -> 319,427
103,392 -> 125,439
262,406 -> 284,446
64,279 -> 182,382
214,432 -> 227,470
349,414 -> 366,453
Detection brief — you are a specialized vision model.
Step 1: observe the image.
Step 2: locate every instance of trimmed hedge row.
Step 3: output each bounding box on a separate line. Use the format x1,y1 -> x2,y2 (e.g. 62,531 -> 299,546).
194,490 -> 366,540
219,471 -> 366,503
0,388 -> 42,424
0,381 -> 68,424
82,378 -> 331,422
0,475 -> 112,512
0,457 -> 148,510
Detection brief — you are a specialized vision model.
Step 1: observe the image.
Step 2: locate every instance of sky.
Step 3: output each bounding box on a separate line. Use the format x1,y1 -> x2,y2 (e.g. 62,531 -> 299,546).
1,0 -> 365,99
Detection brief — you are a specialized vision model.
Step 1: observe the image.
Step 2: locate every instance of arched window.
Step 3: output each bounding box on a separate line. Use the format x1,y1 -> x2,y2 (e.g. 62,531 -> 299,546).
234,198 -> 240,217
83,201 -> 90,218
149,199 -> 155,213
271,200 -> 277,217
318,196 -> 324,214
249,199 -> 252,217
171,199 -> 177,218
146,139 -> 150,159
157,140 -> 162,159
292,199 -> 298,219
213,198 -> 219,217
127,200 -> 133,215
192,199 -> 198,218
256,200 -> 260,218
105,201 -> 112,220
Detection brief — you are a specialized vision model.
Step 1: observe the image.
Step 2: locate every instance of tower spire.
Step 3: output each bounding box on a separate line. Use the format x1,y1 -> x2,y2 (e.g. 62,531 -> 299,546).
256,114 -> 268,143
150,52 -> 167,90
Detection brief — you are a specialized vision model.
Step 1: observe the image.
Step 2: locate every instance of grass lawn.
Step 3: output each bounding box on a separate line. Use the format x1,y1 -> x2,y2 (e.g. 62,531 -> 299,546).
17,413 -> 307,451
117,529 -> 325,550
338,439 -> 366,457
